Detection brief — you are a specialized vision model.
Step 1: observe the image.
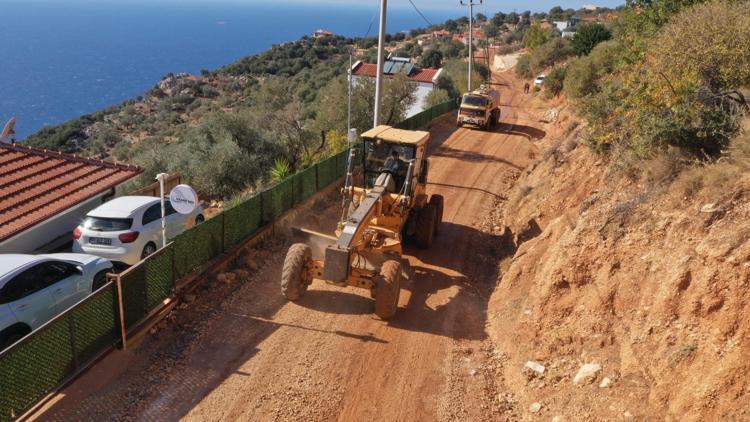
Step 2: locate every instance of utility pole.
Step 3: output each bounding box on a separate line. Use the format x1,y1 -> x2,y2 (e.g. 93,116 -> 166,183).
347,50 -> 352,134
373,0 -> 387,127
460,0 -> 481,93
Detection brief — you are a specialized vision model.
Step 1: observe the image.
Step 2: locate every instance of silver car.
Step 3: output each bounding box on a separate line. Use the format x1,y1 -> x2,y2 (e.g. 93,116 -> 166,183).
72,196 -> 204,266
0,253 -> 113,351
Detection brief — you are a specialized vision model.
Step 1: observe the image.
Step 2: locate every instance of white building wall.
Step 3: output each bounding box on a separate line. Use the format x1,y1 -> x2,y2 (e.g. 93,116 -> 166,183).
351,76 -> 436,119
0,191 -> 111,254
412,82 -> 436,116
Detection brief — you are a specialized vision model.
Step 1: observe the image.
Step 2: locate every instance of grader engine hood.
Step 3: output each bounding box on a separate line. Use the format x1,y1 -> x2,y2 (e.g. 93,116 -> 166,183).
323,184 -> 386,283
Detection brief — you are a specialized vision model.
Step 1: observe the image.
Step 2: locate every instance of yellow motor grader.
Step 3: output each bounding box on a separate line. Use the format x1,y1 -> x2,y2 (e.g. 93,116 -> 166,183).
280,125 -> 443,319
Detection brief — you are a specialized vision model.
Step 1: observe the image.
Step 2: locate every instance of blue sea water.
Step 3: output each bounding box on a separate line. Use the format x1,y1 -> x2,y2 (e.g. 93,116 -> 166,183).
0,1 -> 461,139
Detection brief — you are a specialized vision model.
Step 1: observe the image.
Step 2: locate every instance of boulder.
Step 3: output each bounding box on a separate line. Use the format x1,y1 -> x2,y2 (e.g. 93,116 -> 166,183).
573,363 -> 602,385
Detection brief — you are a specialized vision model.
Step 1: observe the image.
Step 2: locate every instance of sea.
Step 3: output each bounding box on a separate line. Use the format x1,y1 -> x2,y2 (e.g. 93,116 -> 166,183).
0,1 -> 462,139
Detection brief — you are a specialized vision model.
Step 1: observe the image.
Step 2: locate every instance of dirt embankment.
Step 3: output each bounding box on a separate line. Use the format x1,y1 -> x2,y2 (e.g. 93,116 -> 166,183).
37,71 -> 542,421
486,94 -> 750,419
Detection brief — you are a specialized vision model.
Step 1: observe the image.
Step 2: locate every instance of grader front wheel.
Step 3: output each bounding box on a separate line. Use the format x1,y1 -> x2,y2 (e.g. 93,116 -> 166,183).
374,260 -> 402,320
281,243 -> 312,301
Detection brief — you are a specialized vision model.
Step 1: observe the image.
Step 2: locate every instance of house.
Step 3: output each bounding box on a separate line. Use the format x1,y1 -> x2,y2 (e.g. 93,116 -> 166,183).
350,58 -> 443,118
453,31 -> 486,46
553,21 -> 569,32
432,29 -> 451,39
0,143 -> 142,253
555,16 -> 582,34
313,29 -> 333,38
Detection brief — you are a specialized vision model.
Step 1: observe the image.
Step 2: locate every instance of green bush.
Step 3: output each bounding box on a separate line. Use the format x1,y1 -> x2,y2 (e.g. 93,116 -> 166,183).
543,66 -> 567,98
530,38 -> 574,75
571,24 -> 612,56
564,40 -> 623,99
515,54 -> 533,79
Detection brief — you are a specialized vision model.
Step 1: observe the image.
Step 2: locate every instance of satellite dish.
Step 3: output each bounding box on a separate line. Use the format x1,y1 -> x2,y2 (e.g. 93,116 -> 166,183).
1,117 -> 16,144
169,184 -> 199,214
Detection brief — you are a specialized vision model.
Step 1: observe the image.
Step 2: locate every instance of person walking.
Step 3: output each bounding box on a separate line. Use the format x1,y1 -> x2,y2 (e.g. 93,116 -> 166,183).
523,82 -> 530,94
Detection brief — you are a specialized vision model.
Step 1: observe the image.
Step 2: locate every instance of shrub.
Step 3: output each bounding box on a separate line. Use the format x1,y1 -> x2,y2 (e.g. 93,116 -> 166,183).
515,54 -> 533,79
543,66 -> 566,98
530,38 -> 574,74
419,49 -> 443,69
424,88 -> 451,109
564,40 -> 623,99
571,24 -> 612,56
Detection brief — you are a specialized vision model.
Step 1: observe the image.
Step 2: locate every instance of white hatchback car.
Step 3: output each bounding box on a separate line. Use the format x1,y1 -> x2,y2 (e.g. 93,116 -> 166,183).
0,253 -> 113,350
534,74 -> 546,87
72,196 -> 204,266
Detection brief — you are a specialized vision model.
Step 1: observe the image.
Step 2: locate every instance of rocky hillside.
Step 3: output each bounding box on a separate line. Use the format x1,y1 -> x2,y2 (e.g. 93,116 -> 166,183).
485,94 -> 750,419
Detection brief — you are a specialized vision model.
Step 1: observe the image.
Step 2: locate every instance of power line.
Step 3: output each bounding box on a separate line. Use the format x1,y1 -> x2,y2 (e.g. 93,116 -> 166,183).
363,0 -> 381,38
407,0 -> 433,27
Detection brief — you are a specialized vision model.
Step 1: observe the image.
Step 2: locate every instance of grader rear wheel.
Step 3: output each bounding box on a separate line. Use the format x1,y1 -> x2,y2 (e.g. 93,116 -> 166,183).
429,194 -> 444,235
374,260 -> 401,320
415,204 -> 436,249
281,243 -> 312,301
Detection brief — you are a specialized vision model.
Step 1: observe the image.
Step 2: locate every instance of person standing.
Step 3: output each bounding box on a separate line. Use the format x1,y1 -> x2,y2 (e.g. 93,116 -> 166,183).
523,82 -> 530,94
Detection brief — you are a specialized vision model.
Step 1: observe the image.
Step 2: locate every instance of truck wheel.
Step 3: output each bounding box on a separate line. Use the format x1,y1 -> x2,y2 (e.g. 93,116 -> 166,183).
415,204 -> 436,248
374,260 -> 401,320
281,243 -> 312,301
429,194 -> 444,235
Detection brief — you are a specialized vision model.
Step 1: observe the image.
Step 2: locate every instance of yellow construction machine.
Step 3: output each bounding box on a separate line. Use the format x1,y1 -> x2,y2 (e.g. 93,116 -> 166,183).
280,125 -> 443,319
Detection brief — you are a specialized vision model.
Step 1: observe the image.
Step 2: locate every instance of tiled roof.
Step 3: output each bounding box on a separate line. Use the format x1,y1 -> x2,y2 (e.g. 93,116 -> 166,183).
351,62 -> 441,84
0,143 -> 142,243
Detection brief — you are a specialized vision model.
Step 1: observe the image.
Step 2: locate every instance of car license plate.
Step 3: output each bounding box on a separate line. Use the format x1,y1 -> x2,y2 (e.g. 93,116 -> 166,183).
89,237 -> 112,246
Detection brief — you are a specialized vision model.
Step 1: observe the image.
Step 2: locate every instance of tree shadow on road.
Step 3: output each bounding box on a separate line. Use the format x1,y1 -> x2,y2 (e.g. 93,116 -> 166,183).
431,145 -> 524,170
494,122 -> 546,140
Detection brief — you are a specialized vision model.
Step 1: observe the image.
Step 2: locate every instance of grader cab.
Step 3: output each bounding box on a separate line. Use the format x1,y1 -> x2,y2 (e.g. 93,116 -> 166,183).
280,125 -> 444,319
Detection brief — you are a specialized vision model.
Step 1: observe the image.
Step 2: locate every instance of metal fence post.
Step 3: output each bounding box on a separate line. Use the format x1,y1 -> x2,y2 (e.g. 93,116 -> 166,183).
115,275 -> 127,351
67,314 -> 79,369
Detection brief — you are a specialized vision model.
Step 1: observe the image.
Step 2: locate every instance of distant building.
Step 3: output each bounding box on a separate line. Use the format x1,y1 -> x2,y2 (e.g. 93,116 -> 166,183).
0,143 -> 142,253
432,29 -> 451,39
582,4 -> 600,11
555,16 -> 582,34
350,59 -> 443,118
313,29 -> 334,38
452,31 -> 485,46
553,21 -> 569,31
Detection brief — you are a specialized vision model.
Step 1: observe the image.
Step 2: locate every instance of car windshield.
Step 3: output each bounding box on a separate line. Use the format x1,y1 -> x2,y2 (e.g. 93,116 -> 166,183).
462,95 -> 487,107
82,216 -> 133,232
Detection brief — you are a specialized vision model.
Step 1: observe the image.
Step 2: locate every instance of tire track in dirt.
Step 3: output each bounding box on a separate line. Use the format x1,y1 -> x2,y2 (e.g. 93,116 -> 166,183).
39,71 -> 541,422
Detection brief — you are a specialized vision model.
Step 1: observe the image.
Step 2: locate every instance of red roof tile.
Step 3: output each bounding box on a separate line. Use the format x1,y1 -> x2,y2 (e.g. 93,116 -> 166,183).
0,143 -> 142,243
351,62 -> 441,84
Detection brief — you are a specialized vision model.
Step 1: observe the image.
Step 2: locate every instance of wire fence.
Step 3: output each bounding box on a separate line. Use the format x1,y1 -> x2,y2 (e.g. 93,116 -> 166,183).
0,99 -> 457,421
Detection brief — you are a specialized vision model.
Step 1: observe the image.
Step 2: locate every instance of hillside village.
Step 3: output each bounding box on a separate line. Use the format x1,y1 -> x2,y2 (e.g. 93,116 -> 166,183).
23,5 -> 616,200
7,1 -> 748,420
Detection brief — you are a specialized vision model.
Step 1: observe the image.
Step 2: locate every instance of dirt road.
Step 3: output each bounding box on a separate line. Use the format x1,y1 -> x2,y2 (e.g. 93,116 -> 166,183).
40,73 -> 542,421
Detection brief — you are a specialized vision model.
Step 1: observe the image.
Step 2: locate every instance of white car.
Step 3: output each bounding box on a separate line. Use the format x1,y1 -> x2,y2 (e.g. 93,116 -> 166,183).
72,196 -> 204,266
0,253 -> 113,350
534,75 -> 546,87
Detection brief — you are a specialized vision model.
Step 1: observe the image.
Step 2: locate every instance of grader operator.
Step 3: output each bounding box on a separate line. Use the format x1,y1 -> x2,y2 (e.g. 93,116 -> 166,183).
280,125 -> 444,319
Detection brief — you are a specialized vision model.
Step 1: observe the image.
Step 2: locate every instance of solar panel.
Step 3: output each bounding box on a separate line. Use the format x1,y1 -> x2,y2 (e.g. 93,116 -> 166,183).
383,61 -> 394,74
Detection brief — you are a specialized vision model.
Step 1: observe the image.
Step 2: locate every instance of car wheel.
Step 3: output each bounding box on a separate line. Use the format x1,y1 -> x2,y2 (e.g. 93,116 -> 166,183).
92,270 -> 109,291
141,242 -> 157,259
195,214 -> 205,225
0,325 -> 31,351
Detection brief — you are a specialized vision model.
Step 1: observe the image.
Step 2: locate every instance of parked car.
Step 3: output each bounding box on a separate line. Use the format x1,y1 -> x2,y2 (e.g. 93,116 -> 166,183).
534,75 -> 546,87
0,253 -> 113,351
72,196 -> 204,266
